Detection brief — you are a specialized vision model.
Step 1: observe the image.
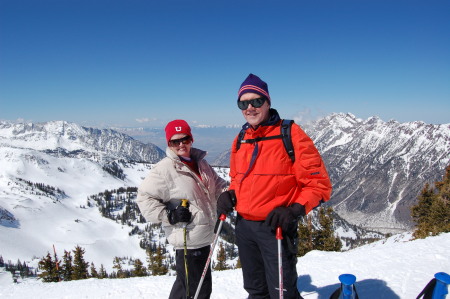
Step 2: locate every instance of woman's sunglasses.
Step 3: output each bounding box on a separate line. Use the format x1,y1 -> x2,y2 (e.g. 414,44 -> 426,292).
237,97 -> 267,110
169,135 -> 192,147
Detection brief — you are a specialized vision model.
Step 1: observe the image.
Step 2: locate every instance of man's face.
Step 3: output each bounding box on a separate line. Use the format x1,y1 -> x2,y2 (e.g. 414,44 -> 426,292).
239,92 -> 270,128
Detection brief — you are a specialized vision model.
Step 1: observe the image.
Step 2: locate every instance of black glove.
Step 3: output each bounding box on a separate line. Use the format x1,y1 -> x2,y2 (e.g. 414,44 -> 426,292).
217,190 -> 236,216
167,204 -> 192,225
265,203 -> 306,232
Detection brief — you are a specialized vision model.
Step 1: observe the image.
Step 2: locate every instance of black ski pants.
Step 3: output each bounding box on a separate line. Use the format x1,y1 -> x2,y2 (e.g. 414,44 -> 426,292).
169,245 -> 212,299
236,215 -> 301,299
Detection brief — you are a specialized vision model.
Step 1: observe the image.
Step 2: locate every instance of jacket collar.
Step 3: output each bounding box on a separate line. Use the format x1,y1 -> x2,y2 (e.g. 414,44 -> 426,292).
165,147 -> 207,162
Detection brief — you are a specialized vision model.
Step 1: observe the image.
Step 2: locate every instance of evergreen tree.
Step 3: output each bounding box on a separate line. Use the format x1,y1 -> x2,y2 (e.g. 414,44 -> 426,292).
20,260 -> 31,278
113,257 -> 127,278
297,215 -> 314,257
411,166 -> 450,239
213,242 -> 229,271
90,262 -> 99,278
132,259 -> 147,277
235,257 -> 242,269
38,252 -> 59,282
98,264 -> 108,279
147,244 -> 168,276
313,207 -> 342,252
297,207 -> 342,256
62,250 -> 73,281
72,246 -> 89,280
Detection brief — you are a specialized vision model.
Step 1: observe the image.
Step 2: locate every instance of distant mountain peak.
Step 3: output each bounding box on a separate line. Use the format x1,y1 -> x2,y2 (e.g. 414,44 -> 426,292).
0,120 -> 165,163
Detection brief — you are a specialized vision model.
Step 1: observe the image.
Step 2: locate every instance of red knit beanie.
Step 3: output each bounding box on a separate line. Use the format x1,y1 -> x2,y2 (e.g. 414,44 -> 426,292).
165,119 -> 193,144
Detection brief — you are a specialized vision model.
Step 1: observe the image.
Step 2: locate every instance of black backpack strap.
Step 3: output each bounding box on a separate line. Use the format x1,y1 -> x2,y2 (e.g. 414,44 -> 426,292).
235,125 -> 248,151
281,119 -> 295,163
416,278 -> 437,299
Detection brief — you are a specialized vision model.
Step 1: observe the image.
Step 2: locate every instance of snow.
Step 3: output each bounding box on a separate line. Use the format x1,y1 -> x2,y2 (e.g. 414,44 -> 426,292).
1,119 -> 449,298
0,148 -> 152,272
1,232 -> 449,298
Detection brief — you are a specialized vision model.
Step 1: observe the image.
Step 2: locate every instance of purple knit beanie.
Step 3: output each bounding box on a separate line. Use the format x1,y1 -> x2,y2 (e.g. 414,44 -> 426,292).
237,73 -> 271,103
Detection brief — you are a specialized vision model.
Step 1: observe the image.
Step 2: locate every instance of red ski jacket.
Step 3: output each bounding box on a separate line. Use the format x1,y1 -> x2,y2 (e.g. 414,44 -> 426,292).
229,113 -> 332,221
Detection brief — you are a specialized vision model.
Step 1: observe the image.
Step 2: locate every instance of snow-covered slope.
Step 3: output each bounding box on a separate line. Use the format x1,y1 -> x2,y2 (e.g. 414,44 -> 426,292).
1,233 -> 449,299
0,151 -> 152,272
0,121 -> 167,271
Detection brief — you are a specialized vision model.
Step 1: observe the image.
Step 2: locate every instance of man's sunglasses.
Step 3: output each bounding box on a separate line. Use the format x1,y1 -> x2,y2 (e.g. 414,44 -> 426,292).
169,135 -> 192,147
237,97 -> 267,110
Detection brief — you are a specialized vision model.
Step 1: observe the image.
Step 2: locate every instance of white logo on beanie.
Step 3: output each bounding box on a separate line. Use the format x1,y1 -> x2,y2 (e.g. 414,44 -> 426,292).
175,127 -> 182,132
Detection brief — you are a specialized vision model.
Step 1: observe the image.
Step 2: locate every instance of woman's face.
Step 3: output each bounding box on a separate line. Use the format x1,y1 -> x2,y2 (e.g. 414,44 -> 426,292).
168,133 -> 192,158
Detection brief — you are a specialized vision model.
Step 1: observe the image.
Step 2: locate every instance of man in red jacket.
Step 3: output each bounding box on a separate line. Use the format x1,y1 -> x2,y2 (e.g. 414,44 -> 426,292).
217,73 -> 332,299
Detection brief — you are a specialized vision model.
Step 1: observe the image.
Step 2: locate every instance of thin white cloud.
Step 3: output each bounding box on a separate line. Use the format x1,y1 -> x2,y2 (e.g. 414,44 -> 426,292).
135,118 -> 157,123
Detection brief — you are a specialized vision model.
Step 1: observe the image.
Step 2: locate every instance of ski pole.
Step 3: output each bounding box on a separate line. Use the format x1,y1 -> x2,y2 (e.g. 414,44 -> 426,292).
276,226 -> 284,299
181,199 -> 190,298
193,213 -> 227,299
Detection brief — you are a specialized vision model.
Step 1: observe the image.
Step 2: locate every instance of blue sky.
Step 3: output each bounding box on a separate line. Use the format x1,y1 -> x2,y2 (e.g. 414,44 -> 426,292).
1,0 -> 449,128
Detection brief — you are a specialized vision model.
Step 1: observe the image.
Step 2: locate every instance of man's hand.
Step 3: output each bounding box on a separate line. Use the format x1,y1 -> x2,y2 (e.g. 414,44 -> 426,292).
265,203 -> 306,232
217,190 -> 236,216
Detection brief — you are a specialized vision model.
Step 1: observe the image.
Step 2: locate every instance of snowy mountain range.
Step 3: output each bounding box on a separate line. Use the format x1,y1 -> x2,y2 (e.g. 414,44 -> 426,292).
213,113 -> 450,232
0,121 -> 165,163
0,118 -> 379,274
0,115 -> 448,276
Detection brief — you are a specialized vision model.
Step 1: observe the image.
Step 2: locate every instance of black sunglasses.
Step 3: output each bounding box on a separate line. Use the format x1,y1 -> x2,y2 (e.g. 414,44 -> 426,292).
169,135 -> 192,147
237,97 -> 267,110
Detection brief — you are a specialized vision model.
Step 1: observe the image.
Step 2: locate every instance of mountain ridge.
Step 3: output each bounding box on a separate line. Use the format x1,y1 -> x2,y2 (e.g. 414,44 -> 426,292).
0,116 -> 391,272
213,113 -> 450,231
0,120 -> 165,163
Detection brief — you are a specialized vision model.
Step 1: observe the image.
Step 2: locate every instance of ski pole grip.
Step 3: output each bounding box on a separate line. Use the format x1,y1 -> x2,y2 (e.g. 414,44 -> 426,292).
219,213 -> 226,221
181,199 -> 189,208
433,272 -> 450,299
276,226 -> 283,240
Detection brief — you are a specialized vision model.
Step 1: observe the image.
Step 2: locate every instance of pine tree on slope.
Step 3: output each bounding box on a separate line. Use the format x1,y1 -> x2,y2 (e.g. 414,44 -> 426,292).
411,165 -> 450,238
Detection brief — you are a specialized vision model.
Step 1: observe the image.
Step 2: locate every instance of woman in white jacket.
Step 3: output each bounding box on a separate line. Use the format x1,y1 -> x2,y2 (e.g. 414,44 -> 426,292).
137,119 -> 227,299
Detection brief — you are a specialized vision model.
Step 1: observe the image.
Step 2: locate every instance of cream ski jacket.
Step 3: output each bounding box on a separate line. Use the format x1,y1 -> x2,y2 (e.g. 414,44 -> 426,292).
137,147 -> 227,250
